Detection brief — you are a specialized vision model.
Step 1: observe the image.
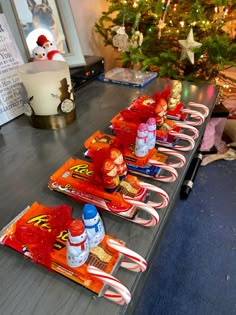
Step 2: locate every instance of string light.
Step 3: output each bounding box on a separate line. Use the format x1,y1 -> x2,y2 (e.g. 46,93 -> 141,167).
133,0 -> 138,8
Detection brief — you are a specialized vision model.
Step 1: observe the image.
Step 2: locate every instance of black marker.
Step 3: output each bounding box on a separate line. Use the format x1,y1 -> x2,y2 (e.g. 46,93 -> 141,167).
180,152 -> 203,199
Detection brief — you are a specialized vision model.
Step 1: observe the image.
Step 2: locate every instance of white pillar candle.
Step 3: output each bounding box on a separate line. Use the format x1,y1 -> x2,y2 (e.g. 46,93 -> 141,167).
18,61 -> 74,116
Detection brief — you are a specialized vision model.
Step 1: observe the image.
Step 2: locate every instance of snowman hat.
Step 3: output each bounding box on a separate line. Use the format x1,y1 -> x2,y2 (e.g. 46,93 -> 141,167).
37,35 -> 49,47
146,117 -> 156,126
82,204 -> 98,220
138,123 -> 148,132
68,220 -> 85,237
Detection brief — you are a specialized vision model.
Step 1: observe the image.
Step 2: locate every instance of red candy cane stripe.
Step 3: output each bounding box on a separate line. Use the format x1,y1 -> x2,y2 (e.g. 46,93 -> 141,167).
181,108 -> 205,126
148,160 -> 178,182
188,101 -> 209,118
107,239 -> 147,272
87,265 -> 131,305
123,197 -> 159,227
138,181 -> 169,208
173,121 -> 199,139
103,290 -> 126,305
157,147 -> 186,168
167,131 -> 195,151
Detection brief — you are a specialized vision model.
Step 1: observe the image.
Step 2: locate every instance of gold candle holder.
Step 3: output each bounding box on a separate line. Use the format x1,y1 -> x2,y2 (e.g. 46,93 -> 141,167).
18,60 -> 76,129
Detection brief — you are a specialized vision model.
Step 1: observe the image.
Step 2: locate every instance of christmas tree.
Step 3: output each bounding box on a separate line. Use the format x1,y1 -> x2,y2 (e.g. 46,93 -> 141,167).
95,0 -> 236,82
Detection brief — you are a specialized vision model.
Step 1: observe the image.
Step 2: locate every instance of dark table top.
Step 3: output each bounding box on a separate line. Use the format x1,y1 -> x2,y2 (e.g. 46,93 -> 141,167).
0,78 -> 219,315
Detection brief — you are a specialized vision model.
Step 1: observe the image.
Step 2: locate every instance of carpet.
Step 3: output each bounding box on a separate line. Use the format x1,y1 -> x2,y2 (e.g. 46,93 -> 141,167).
134,160 -> 236,315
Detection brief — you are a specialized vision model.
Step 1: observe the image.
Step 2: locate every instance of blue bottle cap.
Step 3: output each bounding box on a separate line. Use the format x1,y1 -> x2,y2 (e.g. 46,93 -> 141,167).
82,204 -> 98,220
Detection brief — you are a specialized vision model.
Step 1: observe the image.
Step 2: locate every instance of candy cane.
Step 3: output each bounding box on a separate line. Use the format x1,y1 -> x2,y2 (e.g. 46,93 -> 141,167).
58,185 -> 70,192
181,108 -> 205,126
148,159 -> 178,182
162,131 -> 195,151
87,265 -> 131,305
53,182 -> 158,226
122,197 -> 159,227
188,101 -> 209,118
107,239 -> 147,272
173,121 -> 199,139
50,182 -> 59,189
157,147 -> 186,168
138,181 -> 169,208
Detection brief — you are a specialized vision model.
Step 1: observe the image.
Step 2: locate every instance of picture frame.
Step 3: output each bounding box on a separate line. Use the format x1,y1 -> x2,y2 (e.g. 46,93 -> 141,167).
0,0 -> 86,68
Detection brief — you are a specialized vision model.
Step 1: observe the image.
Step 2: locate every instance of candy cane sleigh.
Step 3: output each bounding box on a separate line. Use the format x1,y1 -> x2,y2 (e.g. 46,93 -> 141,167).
84,130 -> 185,182
48,157 -> 169,227
167,100 -> 209,125
130,88 -> 209,126
128,93 -> 208,126
120,92 -> 206,148
0,202 -> 148,306
111,112 -> 197,152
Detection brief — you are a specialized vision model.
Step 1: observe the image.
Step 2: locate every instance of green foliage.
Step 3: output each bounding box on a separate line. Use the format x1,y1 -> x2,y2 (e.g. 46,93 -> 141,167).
95,0 -> 236,81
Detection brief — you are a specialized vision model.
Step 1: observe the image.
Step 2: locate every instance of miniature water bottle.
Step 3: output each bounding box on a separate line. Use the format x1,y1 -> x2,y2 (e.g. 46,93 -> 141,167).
146,117 -> 157,150
82,204 -> 105,248
66,220 -> 89,268
134,123 -> 149,157
110,148 -> 127,179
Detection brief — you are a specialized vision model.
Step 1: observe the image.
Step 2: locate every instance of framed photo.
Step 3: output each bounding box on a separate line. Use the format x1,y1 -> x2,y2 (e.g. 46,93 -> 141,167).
0,0 -> 86,67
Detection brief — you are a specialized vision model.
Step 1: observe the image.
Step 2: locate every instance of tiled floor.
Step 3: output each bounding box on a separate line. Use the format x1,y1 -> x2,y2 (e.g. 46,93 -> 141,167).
134,160 -> 236,315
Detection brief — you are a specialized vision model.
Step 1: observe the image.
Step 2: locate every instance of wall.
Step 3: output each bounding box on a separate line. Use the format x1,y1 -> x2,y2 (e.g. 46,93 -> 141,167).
69,0 -> 117,70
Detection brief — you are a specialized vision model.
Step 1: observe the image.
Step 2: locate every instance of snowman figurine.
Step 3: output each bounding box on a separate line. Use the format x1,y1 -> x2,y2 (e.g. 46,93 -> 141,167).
36,35 -> 65,61
66,220 -> 90,268
146,117 -> 157,150
134,123 -> 149,157
82,204 -> 105,248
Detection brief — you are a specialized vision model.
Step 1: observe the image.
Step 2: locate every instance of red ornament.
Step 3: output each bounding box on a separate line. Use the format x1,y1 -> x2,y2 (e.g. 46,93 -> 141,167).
102,158 -> 120,191
109,148 -> 127,179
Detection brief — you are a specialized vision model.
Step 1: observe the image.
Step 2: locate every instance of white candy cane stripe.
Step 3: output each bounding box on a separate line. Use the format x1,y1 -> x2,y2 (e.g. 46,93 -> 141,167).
168,131 -> 195,151
123,197 -> 159,227
173,121 -> 199,139
107,239 -> 147,272
148,159 -> 178,182
50,182 -> 59,189
181,108 -> 205,126
138,181 -> 169,208
87,265 -> 131,305
157,147 -> 186,168
188,101 -> 209,118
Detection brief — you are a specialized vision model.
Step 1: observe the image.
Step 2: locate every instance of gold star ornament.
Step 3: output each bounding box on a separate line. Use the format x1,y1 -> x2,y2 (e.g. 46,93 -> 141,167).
178,28 -> 202,64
